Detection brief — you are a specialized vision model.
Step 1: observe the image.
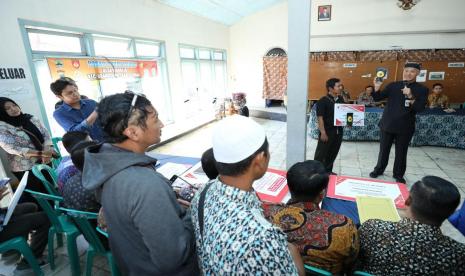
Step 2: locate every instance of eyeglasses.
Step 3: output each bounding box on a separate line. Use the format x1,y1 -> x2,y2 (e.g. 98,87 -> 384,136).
124,90 -> 146,123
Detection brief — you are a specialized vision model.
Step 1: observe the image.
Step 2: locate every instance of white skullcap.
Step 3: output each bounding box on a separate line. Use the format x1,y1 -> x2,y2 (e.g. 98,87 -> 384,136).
212,115 -> 266,164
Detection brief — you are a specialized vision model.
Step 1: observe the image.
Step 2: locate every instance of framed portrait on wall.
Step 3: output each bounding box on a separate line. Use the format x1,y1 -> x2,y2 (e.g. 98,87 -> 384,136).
318,5 -> 331,21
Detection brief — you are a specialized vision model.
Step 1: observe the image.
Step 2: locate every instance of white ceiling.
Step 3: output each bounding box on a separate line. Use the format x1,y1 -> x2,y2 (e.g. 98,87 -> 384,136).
157,0 -> 285,26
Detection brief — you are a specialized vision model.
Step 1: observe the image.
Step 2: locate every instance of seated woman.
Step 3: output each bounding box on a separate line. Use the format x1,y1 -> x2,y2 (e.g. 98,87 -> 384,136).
263,160 -> 359,274
0,186 -> 51,273
428,83 -> 449,108
0,97 -> 57,203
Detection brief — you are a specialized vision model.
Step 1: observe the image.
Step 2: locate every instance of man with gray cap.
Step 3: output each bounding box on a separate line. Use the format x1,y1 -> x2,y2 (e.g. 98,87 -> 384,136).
369,62 -> 428,183
190,115 -> 304,275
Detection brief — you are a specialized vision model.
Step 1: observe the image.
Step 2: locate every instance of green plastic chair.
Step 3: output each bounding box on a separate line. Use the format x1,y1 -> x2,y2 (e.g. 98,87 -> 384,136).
304,264 -> 332,275
0,237 -> 44,276
96,226 -> 108,238
60,207 -> 120,276
51,137 -> 63,169
25,189 -> 81,276
353,271 -> 373,276
32,164 -> 59,196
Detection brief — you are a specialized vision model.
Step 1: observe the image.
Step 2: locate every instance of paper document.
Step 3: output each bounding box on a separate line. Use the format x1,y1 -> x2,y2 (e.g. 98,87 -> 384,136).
157,162 -> 191,180
3,171 -> 28,226
326,175 -> 409,209
253,168 -> 290,204
180,162 -> 210,188
356,196 -> 401,224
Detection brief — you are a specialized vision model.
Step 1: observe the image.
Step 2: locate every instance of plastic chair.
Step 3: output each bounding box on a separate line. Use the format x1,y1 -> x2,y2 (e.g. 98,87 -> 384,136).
31,164 -> 59,196
60,207 -> 120,276
353,271 -> 373,276
51,137 -> 63,169
0,237 -> 44,276
96,226 -> 109,238
25,189 -> 81,276
304,264 -> 332,275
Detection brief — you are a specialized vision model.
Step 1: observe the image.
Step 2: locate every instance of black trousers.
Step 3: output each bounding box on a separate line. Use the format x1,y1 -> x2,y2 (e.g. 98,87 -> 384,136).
314,129 -> 343,173
13,170 -> 49,205
373,130 -> 414,178
0,203 -> 51,258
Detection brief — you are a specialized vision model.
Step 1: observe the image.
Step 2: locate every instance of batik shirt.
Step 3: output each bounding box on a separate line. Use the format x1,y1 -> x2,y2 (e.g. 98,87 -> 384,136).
0,117 -> 52,172
191,179 -> 298,275
263,201 -> 359,274
57,160 -> 100,212
358,218 -> 465,275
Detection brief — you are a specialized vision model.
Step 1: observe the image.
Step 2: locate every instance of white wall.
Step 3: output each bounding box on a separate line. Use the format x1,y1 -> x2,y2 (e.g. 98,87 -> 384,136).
229,0 -> 465,107
0,0 -> 229,122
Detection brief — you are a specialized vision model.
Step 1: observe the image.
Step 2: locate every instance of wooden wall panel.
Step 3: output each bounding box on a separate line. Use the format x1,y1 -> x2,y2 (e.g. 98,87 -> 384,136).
395,61 -> 465,103
308,60 -> 398,101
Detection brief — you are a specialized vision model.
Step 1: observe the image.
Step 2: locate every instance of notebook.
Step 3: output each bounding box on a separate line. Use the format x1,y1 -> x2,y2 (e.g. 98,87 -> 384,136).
356,195 -> 401,224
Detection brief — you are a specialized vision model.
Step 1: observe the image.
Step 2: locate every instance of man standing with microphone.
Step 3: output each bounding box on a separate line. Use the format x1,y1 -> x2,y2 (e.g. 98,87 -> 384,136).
369,62 -> 428,183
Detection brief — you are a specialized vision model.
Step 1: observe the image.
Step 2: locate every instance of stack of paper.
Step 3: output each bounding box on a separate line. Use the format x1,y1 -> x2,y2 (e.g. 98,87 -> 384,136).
180,162 -> 211,188
356,195 -> 401,224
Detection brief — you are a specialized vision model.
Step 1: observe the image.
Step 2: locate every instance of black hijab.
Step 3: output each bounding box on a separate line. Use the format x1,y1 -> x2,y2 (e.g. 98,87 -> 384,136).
0,97 -> 44,150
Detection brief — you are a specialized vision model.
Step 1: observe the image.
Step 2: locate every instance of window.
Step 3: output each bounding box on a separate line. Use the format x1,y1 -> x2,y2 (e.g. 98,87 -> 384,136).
136,41 -> 160,57
27,31 -> 83,53
179,45 -> 227,118
198,49 -> 211,60
180,47 -> 195,59
93,35 -> 133,58
213,51 -> 224,61
24,25 -> 172,138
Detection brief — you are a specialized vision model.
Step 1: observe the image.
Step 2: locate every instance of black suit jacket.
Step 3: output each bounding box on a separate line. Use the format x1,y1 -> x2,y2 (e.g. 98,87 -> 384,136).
372,81 -> 428,134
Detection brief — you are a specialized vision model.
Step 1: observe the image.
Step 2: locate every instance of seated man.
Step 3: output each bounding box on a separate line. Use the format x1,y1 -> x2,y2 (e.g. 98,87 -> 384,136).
358,176 -> 465,274
191,115 -> 304,275
357,85 -> 375,106
56,131 -> 89,178
428,83 -> 449,108
56,131 -> 99,212
200,147 -> 218,180
263,160 -> 359,274
81,92 -> 198,275
50,77 -> 103,141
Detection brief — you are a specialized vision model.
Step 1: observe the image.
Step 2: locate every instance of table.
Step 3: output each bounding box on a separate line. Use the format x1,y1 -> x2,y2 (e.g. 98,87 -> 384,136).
149,153 -> 358,224
308,106 -> 465,149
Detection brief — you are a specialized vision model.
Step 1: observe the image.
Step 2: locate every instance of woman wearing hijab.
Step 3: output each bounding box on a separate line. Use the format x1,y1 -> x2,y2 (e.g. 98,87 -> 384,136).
0,97 -> 56,202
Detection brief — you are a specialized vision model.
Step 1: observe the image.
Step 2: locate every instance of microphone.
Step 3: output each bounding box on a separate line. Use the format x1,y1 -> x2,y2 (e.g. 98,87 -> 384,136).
403,81 -> 411,107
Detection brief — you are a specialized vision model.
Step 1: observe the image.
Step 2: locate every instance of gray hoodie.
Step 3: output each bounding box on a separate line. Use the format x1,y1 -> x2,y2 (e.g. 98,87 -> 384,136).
82,144 -> 199,275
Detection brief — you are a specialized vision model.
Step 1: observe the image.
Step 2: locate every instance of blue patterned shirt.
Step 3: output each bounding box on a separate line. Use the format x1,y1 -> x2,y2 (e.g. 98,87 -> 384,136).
191,179 -> 298,275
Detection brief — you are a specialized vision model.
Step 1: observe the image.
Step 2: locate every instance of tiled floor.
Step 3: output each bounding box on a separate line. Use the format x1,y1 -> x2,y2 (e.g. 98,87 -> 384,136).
2,117 -> 464,275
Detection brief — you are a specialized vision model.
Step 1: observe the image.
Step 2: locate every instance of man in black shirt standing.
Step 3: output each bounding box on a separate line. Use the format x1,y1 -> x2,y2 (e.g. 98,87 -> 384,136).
314,78 -> 345,173
369,62 -> 428,183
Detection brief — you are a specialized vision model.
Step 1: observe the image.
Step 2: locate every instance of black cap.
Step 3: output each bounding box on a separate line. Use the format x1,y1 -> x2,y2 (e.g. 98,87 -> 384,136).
404,62 -> 421,70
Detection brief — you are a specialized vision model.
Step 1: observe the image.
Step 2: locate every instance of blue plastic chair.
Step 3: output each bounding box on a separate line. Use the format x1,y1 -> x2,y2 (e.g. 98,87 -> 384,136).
25,189 -> 81,276
0,237 -> 44,276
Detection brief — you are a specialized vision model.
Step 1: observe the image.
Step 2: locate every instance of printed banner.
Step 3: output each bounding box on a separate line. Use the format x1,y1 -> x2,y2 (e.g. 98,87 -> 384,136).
334,104 -> 365,126
46,57 -> 158,81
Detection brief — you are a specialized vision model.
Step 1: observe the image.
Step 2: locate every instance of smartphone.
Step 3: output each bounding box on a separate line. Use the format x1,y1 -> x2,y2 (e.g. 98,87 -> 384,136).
346,113 -> 353,127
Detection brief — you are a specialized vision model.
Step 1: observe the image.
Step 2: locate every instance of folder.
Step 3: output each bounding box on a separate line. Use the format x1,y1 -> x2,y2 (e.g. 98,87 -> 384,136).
356,195 -> 401,224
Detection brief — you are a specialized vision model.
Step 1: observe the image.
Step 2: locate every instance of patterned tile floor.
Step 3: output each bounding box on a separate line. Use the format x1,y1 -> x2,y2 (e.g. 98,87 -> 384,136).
2,117 -> 464,275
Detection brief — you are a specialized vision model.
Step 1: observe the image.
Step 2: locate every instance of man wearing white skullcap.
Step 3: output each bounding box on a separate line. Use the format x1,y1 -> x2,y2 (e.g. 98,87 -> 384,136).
190,115 -> 304,275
